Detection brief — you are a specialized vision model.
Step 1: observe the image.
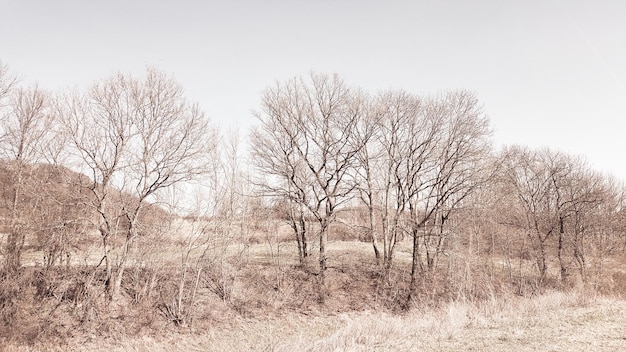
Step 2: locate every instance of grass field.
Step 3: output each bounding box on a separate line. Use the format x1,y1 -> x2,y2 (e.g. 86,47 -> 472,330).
2,224 -> 626,351
2,290 -> 625,351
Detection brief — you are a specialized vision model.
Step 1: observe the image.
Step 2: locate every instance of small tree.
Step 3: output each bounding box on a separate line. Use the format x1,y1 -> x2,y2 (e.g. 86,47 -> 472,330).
501,147 -> 608,285
0,85 -> 55,271
405,91 -> 492,306
113,68 -> 215,299
372,90 -> 433,273
59,75 -> 135,299
60,68 -> 216,300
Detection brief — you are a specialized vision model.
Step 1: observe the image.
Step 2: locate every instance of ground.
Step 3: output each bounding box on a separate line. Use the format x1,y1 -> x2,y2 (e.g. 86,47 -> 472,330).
2,291 -> 624,351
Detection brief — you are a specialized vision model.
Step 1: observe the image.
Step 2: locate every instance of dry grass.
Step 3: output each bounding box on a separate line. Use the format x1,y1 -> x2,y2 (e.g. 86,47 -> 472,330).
4,290 -> 624,352
298,291 -> 626,352
3,225 -> 626,351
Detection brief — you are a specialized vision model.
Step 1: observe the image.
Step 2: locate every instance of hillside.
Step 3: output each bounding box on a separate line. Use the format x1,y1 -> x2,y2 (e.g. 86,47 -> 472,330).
0,160 -> 170,266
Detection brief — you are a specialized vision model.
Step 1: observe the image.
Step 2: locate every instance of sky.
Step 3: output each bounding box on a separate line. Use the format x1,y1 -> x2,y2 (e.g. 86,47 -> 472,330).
1,0 -> 625,180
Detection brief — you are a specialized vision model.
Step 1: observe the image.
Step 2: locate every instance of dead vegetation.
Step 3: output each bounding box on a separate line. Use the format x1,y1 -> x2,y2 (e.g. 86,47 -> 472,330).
1,235 -> 626,350
3,288 -> 625,351
1,64 -> 626,350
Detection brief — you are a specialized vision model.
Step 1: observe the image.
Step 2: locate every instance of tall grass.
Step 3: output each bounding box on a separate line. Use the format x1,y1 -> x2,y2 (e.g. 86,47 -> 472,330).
5,290 -> 624,352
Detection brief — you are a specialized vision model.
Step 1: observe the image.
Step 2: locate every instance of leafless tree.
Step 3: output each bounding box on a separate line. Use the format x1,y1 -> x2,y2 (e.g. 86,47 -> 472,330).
155,204 -> 208,326
353,90 -> 434,274
113,68 -> 215,298
501,146 -> 557,283
500,146 -> 609,286
0,85 -> 55,271
0,62 -> 17,108
352,94 -> 382,264
405,91 -> 492,306
378,91 -> 435,274
202,130 -> 250,303
251,73 -> 368,301
588,176 -> 626,287
59,68 -> 215,300
250,89 -> 311,265
59,74 -> 135,299
547,154 -> 599,283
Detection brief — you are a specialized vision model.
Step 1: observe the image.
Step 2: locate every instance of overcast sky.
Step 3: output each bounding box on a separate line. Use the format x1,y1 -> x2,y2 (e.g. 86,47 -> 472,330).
1,0 -> 625,179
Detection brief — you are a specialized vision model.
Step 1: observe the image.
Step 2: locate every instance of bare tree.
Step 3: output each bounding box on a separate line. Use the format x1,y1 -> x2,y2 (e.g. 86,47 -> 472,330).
501,146 -> 559,285
352,94 -> 382,264
376,91 -> 434,273
588,176 -> 626,287
405,91 -> 492,306
59,68 -> 215,300
0,62 -> 17,108
59,75 -> 134,299
557,164 -> 605,282
353,90 -> 435,275
156,203 -> 208,326
251,73 -> 368,302
0,85 -> 55,271
502,147 -> 609,285
250,89 -> 311,265
113,68 -> 215,298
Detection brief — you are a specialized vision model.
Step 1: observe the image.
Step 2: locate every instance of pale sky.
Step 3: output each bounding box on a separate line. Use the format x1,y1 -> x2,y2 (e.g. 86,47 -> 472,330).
1,0 -> 625,179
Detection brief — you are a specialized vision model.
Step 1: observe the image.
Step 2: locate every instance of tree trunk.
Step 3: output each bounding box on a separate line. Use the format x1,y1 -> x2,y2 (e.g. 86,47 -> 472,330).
318,221 -> 328,304
406,227 -> 420,309
103,235 -> 113,300
113,217 -> 138,299
538,241 -> 547,283
366,194 -> 380,265
291,219 -> 304,266
5,165 -> 24,272
557,217 -> 569,283
300,209 -> 308,258
382,213 -> 389,268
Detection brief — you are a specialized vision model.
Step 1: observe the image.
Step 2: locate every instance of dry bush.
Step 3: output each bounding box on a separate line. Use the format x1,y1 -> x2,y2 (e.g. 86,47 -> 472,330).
122,266 -> 160,305
0,267 -> 100,346
0,265 -> 166,347
0,270 -> 25,335
328,221 -> 362,242
1,244 -> 625,351
155,268 -> 198,327
229,264 -> 318,317
610,271 -> 626,296
0,212 -> 624,350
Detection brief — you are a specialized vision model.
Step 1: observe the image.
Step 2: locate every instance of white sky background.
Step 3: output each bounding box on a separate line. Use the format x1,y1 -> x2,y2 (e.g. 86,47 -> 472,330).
1,0 -> 625,179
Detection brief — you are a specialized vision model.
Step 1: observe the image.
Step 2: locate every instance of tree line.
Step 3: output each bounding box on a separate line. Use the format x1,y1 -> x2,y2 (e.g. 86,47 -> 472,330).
0,62 -> 625,328
250,73 -> 625,304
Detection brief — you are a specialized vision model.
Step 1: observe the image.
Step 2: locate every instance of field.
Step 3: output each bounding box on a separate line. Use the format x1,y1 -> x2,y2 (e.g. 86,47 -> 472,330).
3,290 -> 625,351
1,232 -> 626,351
3,46 -> 626,352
